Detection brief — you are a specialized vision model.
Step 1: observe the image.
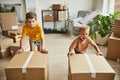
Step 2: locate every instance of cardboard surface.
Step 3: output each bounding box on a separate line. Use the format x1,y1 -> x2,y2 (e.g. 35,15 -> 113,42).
114,19 -> 120,37
8,34 -> 21,42
45,15 -> 54,21
10,39 -> 30,56
0,36 -> 13,58
106,33 -> 120,61
68,54 -> 115,80
7,26 -> 23,35
58,11 -> 67,21
52,4 -> 63,10
3,26 -> 23,42
0,12 -> 18,31
5,51 -> 48,80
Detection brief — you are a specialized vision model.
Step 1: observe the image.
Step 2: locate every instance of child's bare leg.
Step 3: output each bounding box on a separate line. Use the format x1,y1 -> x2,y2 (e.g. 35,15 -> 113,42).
37,46 -> 42,52
30,44 -> 35,51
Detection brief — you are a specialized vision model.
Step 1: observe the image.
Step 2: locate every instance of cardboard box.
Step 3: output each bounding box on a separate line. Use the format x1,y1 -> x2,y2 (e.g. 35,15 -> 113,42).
114,19 -> 120,37
9,34 -> 21,43
68,54 -> 115,80
3,26 -> 23,42
63,5 -> 68,10
5,51 -> 48,80
2,26 -> 22,36
18,21 -> 25,27
106,33 -> 120,61
17,26 -> 23,34
44,15 -> 54,21
7,26 -> 23,35
10,39 -> 30,56
0,36 -> 14,58
52,4 -> 63,10
0,12 -> 18,31
58,11 -> 66,21
3,31 -> 21,43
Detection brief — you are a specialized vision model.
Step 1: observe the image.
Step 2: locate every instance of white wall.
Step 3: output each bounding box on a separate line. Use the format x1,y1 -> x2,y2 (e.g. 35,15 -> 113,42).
25,0 -> 36,12
36,0 -> 94,19
96,0 -> 104,12
0,0 -> 21,4
108,0 -> 115,13
95,0 -> 115,14
0,0 -> 115,22
24,0 -> 94,26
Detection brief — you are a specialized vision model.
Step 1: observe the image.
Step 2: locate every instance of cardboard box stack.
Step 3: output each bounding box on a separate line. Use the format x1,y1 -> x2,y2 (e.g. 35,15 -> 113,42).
3,26 -> 23,42
0,35 -> 13,58
5,51 -> 49,80
106,33 -> 120,61
106,19 -> 120,61
7,31 -> 21,43
8,26 -> 23,35
0,12 -> 18,31
68,54 -> 115,80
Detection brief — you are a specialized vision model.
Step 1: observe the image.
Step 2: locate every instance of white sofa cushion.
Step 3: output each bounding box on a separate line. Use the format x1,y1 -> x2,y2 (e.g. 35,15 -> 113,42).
73,17 -> 83,27
79,11 -> 98,24
73,20 -> 82,27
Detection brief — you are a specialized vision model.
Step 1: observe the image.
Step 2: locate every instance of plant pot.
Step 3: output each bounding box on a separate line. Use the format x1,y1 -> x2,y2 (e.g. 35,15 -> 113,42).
95,32 -> 109,45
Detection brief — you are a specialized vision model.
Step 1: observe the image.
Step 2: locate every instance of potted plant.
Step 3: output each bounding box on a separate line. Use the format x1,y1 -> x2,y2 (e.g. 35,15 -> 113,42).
89,11 -> 120,45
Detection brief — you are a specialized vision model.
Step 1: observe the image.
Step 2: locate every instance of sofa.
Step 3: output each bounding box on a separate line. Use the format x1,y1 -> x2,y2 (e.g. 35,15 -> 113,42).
71,10 -> 98,36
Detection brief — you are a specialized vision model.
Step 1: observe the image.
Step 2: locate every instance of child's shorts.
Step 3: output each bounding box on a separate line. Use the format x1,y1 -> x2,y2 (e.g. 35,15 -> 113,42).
29,40 -> 41,46
74,49 -> 82,54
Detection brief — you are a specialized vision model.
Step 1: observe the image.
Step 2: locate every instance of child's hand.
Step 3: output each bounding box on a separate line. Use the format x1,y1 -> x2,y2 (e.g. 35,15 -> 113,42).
16,49 -> 24,54
67,52 -> 73,57
41,49 -> 48,54
97,52 -> 103,56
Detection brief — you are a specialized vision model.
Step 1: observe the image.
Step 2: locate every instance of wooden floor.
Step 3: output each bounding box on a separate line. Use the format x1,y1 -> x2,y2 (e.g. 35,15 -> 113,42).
0,34 -> 120,80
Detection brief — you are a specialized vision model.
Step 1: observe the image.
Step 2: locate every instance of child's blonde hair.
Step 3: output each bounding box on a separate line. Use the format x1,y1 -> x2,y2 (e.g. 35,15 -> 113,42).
79,25 -> 90,32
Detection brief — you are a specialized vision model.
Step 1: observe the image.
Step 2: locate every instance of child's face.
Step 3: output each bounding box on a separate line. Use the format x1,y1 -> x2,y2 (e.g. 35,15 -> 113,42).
26,18 -> 36,28
79,29 -> 89,41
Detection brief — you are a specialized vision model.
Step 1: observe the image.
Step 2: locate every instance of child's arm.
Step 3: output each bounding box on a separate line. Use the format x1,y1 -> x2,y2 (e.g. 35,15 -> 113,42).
41,37 -> 44,50
68,38 -> 78,56
92,43 -> 103,55
88,37 -> 103,55
16,26 -> 26,54
40,37 -> 48,54
39,25 -> 48,54
16,38 -> 24,54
